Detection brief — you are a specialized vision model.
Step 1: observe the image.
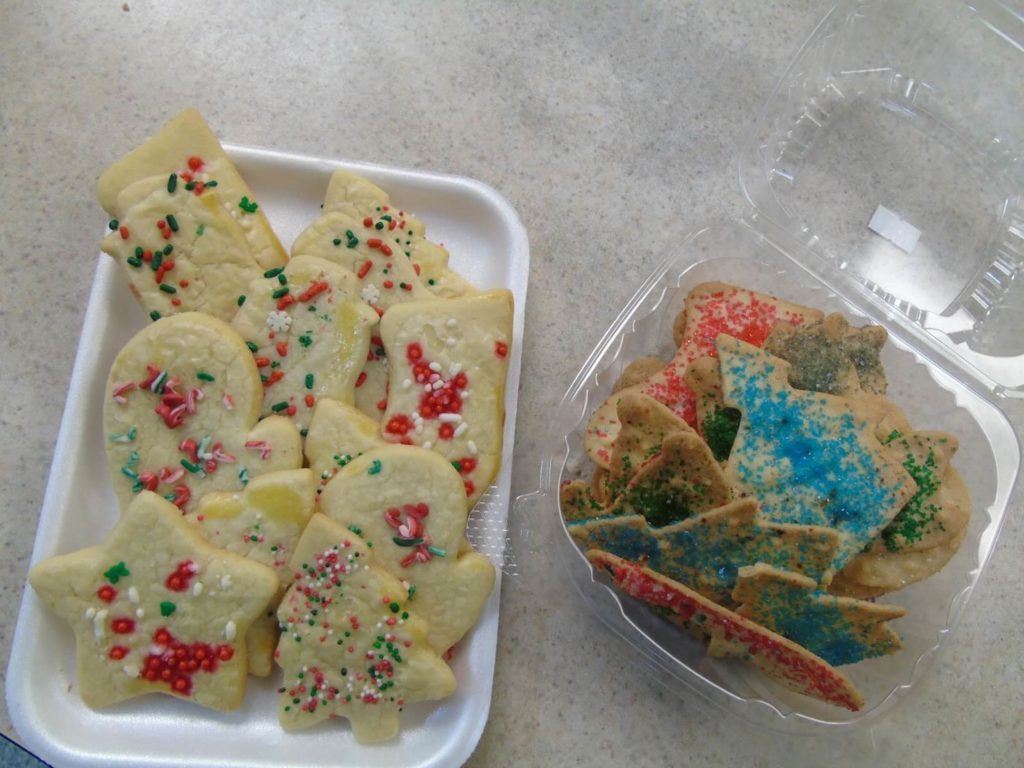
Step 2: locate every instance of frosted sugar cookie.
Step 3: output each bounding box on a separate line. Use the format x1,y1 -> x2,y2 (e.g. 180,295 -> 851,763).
587,550 -> 864,711
104,313 -> 302,514
585,282 -> 823,468
716,335 -> 916,572
733,564 -> 905,666
319,446 -> 495,652
323,169 -> 475,299
230,255 -> 378,431
28,491 -> 278,710
275,513 -> 456,743
304,398 -> 388,494
189,469 -> 316,675
101,175 -> 264,322
379,289 -> 513,506
98,107 -> 286,271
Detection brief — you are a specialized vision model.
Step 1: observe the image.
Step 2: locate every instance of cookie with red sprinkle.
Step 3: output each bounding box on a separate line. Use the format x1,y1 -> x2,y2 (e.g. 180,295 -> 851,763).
28,491 -> 278,711
275,513 -> 456,743
104,312 -> 303,514
318,445 -> 495,653
379,289 -> 513,507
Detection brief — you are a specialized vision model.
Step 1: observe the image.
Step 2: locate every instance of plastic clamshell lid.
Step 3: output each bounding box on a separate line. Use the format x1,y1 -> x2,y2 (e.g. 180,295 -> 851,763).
738,0 -> 1024,396
6,146 -> 529,768
539,221 -> 1019,733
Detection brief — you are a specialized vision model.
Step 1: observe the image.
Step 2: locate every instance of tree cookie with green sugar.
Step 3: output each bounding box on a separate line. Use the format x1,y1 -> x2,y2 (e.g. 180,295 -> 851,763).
732,564 -> 905,666
304,398 -> 388,495
609,430 -> 731,527
104,312 -> 302,514
275,513 -> 456,743
28,491 -> 278,711
380,289 -> 513,507
587,550 -> 864,711
684,355 -> 741,462
102,175 -> 266,323
98,107 -> 286,272
717,335 -> 916,574
764,313 -> 889,397
319,446 -> 495,653
559,479 -> 610,522
229,255 -> 378,432
585,282 -> 823,469
322,169 -> 475,299
655,499 -> 841,605
189,469 -> 316,675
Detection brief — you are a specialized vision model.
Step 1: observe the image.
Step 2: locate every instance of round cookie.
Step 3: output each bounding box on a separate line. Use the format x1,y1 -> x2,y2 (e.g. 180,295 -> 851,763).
104,312 -> 302,514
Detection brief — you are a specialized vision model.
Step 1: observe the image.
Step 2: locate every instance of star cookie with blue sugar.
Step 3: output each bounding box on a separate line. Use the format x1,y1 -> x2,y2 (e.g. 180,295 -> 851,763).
275,513 -> 456,742
654,499 -> 841,606
732,563 -> 905,666
716,334 -> 917,573
587,550 -> 865,711
28,491 -> 278,711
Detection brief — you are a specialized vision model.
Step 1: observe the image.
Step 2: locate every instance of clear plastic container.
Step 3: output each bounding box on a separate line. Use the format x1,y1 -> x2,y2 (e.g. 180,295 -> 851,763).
518,0 -> 1023,735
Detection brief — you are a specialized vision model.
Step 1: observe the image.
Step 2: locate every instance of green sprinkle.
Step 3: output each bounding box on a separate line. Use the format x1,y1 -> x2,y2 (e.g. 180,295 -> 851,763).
206,180 -> 218,188
299,334 -> 312,348
239,196 -> 259,213
185,181 -> 196,191
126,256 -> 142,268
428,278 -> 436,286
345,230 -> 359,248
407,584 -> 416,600
108,219 -> 119,230
367,459 -> 382,475
427,545 -> 447,558
120,466 -> 139,480
246,341 -> 259,354
134,246 -> 144,258
271,401 -> 290,413
375,221 -> 384,230
104,561 -> 130,584
278,273 -> 288,285
272,286 -> 290,299
159,601 -> 176,617
305,373 -> 314,390
237,295 -> 246,306
181,459 -> 205,474
196,223 -> 205,236
239,467 -> 250,485
392,536 -> 425,547
197,371 -> 215,382
149,310 -> 161,321
163,244 -> 173,255
159,283 -> 177,294
151,251 -> 163,271
167,173 -> 177,193
389,602 -> 400,613
347,525 -> 363,536
333,237 -> 343,246
165,214 -> 179,232
264,267 -> 284,278
300,428 -> 308,437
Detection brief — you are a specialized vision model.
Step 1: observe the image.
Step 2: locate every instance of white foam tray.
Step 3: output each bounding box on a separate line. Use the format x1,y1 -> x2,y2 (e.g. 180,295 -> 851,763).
6,145 -> 529,768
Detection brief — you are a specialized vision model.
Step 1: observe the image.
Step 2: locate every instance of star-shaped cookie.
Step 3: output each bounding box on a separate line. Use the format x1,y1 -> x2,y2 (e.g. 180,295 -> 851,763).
732,564 -> 905,666
189,468 -> 316,675
319,445 -> 495,652
28,491 -> 278,710
717,335 -> 916,572
230,255 -> 378,432
103,312 -> 303,514
275,513 -> 456,743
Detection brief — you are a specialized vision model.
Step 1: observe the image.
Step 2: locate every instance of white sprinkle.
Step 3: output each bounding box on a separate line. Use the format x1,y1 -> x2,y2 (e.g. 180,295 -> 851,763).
414,424 -> 424,435
454,423 -> 469,438
93,609 -> 108,641
438,413 -> 462,423
462,389 -> 472,399
136,608 -> 145,618
220,574 -> 233,590
446,318 -> 457,327
128,586 -> 140,604
360,284 -> 381,305
432,380 -> 445,390
423,441 -> 432,450
468,440 -> 478,455
84,607 -> 96,620
423,384 -> 433,393
123,664 -> 140,678
224,620 -> 237,641
188,562 -> 200,573
266,310 -> 293,333
402,378 -> 412,390
449,362 -> 462,375
428,362 -> 442,373
446,338 -> 457,347
192,581 -> 205,597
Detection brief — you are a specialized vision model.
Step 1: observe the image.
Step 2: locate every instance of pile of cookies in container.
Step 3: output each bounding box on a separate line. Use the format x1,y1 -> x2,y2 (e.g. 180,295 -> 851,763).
27,109 -> 513,743
561,281 -> 970,711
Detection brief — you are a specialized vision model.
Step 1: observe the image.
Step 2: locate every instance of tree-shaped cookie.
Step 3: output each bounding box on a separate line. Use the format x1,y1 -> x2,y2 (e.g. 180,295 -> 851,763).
585,282 -> 823,467
101,174 -> 265,323
567,515 -> 663,570
319,446 -> 495,652
188,469 -> 316,675
275,513 -> 456,743
732,564 -> 905,666
98,107 -> 286,272
229,255 -> 378,432
304,398 -> 387,495
587,550 -> 864,711
717,335 -> 916,573
28,491 -> 278,710
654,499 -> 840,605
322,169 -> 475,299
104,313 -> 302,514
379,289 -> 514,506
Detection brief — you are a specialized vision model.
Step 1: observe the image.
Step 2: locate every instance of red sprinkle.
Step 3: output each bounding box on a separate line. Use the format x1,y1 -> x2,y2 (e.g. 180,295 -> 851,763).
276,341 -> 289,357
255,357 -> 271,368
111,617 -> 136,634
164,561 -> 197,592
357,260 -> 373,279
108,645 -> 129,660
495,340 -> 508,358
298,281 -> 329,302
367,238 -> 382,249
376,399 -> 388,411
277,295 -> 296,311
362,217 -> 373,228
382,280 -> 394,290
97,585 -> 118,603
119,225 -> 130,240
304,394 -> 316,408
187,156 -> 204,171
355,372 -> 367,388
265,370 -> 284,387
380,244 -> 393,256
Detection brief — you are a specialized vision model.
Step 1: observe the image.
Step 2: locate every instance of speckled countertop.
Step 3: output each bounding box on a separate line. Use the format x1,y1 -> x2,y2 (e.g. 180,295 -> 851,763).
1,1 -> 1022,766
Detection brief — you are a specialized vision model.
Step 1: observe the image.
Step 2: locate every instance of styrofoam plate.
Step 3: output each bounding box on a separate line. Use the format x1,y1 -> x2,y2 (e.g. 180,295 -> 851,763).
6,145 -> 529,768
